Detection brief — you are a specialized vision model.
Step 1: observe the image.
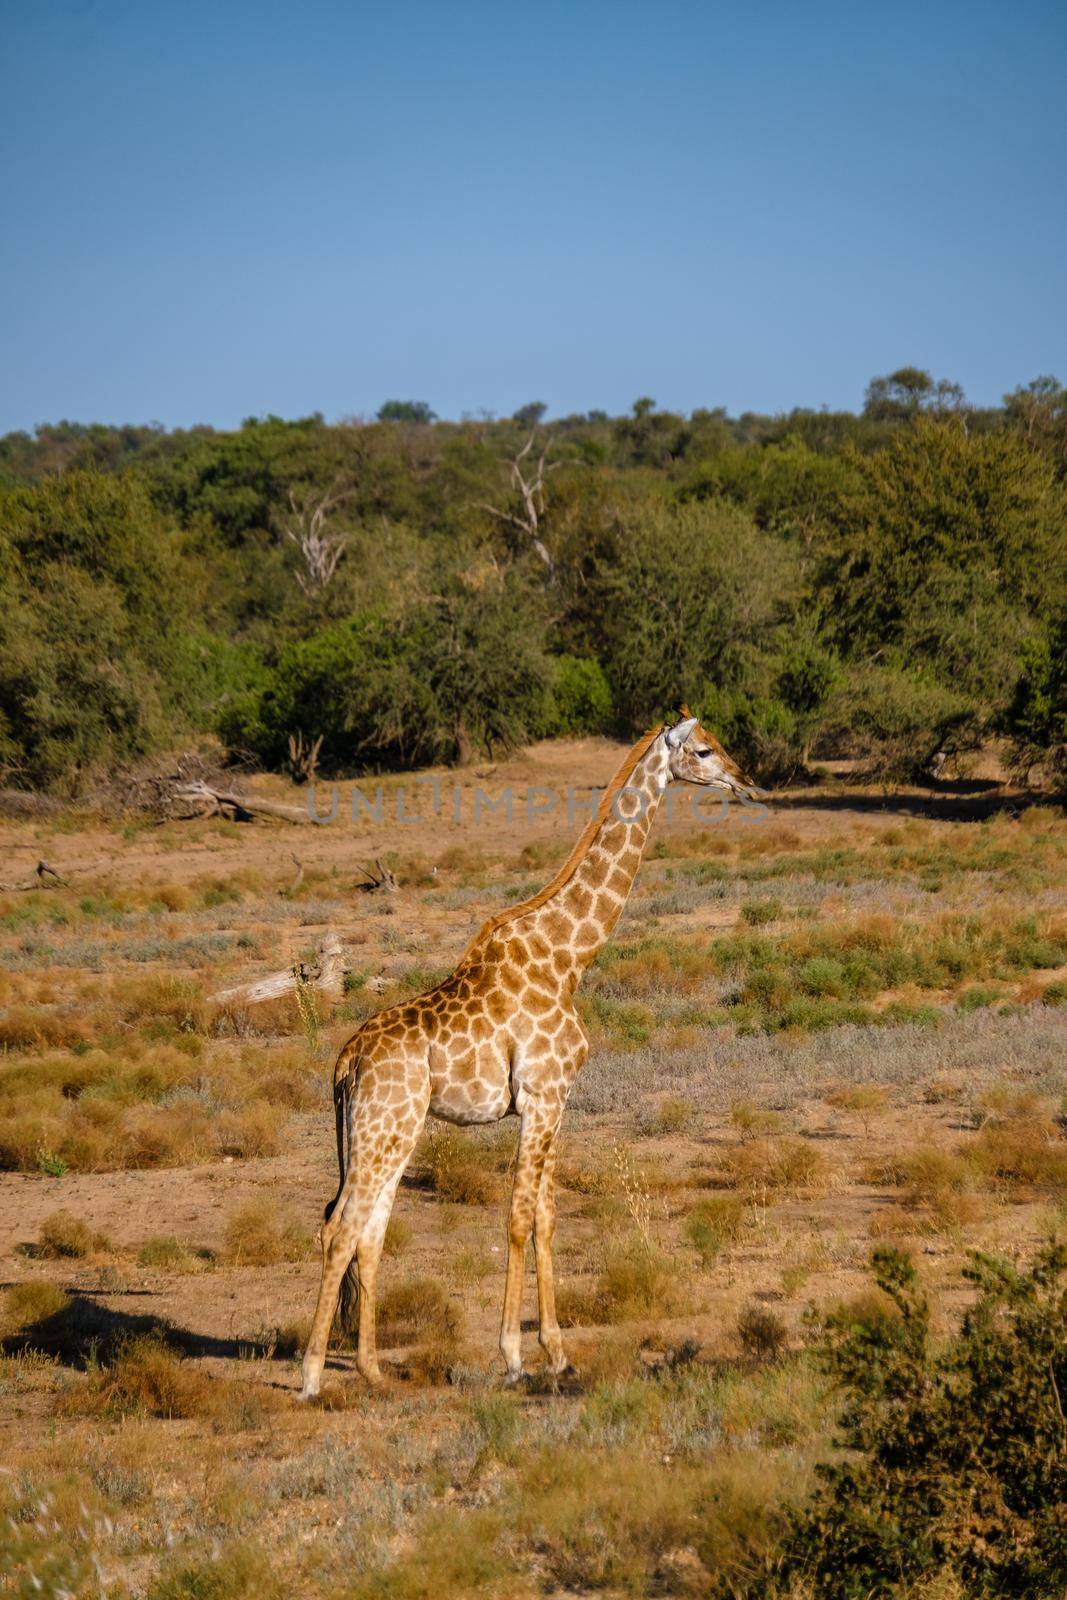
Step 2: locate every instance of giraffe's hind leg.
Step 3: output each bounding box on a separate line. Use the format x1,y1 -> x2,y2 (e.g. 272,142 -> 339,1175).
300,1071 -> 428,1399
500,1098 -> 564,1383
533,1140 -> 570,1375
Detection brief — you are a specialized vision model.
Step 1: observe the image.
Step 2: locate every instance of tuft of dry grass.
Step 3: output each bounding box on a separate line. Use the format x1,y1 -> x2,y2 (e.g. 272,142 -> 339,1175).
65,1335 -> 214,1420
223,1197 -> 312,1267
685,1193 -> 748,1265
869,1145 -> 986,1234
376,1276 -> 467,1380
36,1210 -> 109,1259
737,1302 -> 788,1363
376,1277 -> 461,1346
719,1137 -> 828,1200
730,1100 -> 787,1140
825,1082 -> 890,1134
2,1280 -> 70,1339
137,1236 -> 216,1273
971,1118 -> 1067,1193
418,1125 -> 513,1205
151,1540 -> 284,1600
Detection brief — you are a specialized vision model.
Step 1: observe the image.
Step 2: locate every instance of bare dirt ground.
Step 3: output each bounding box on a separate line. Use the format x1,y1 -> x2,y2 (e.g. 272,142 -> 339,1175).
1,738 -> 1064,1596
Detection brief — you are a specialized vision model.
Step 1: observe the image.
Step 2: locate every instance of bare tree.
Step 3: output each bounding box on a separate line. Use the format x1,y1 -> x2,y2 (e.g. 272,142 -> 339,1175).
282,480 -> 353,595
479,430 -> 562,577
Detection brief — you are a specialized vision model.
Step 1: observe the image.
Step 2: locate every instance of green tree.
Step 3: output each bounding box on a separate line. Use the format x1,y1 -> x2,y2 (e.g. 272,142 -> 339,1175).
863,367 -> 965,421
1004,610 -> 1067,781
823,417 -> 1067,710
376,400 -> 436,424
0,472 -> 187,789
557,498 -> 795,730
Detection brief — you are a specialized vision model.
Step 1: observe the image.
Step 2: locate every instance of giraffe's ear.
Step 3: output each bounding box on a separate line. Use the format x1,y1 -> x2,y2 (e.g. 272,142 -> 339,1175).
678,703 -> 693,719
666,716 -> 698,749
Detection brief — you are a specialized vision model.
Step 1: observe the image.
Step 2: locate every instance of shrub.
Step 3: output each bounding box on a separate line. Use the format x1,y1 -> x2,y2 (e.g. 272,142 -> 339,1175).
720,1137 -> 826,1199
37,1210 -> 108,1258
541,654 -> 613,736
418,1125 -> 511,1205
220,572 -> 552,773
223,1197 -> 311,1266
81,1334 -> 214,1420
137,1236 -> 215,1273
737,1303 -> 788,1363
150,1539 -> 283,1600
0,471 -> 188,790
685,1194 -> 747,1265
742,1245 -> 1067,1600
2,1280 -> 70,1337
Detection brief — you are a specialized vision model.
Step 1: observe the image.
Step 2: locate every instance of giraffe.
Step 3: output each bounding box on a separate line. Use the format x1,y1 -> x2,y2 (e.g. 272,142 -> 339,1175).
299,710 -> 755,1398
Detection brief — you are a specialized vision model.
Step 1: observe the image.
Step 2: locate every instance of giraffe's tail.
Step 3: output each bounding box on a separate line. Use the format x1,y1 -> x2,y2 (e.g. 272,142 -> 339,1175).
326,1047 -> 361,1338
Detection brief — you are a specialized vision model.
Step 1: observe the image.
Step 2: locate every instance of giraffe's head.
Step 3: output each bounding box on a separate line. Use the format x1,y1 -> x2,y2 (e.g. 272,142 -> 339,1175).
663,708 -> 756,796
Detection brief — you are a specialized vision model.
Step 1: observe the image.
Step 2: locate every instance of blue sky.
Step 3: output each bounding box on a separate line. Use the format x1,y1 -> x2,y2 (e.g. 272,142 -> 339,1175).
1,0 -> 1064,431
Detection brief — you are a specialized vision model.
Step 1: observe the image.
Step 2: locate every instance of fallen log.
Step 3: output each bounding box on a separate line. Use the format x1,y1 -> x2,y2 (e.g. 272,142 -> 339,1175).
168,780 -> 328,826
0,859 -> 71,891
209,931 -> 346,1005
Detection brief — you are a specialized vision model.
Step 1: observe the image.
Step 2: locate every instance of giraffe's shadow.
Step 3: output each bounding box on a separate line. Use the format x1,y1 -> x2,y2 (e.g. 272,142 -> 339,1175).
0,1287 -> 258,1370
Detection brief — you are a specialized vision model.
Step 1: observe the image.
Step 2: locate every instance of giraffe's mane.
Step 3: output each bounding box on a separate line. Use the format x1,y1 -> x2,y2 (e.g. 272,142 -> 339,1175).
460,723 -> 665,959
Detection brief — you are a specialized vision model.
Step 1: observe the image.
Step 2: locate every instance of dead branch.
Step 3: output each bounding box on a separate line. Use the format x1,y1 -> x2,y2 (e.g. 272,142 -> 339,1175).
355,859 -> 398,894
209,931 -> 346,1005
167,780 -> 329,826
478,429 -> 562,576
288,731 -> 324,785
0,859 -> 70,892
282,480 -> 354,596
285,853 -> 305,894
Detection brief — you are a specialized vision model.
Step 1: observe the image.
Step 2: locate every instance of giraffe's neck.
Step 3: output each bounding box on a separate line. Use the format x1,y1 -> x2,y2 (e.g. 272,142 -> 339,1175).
535,734 -> 670,968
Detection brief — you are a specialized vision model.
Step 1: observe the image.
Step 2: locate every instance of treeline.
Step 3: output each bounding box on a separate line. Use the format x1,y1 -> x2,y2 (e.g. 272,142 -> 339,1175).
1,370 -> 1065,793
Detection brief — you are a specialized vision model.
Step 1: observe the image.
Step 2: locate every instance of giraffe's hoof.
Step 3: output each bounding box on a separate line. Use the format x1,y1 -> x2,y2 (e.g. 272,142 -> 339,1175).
553,1363 -> 583,1394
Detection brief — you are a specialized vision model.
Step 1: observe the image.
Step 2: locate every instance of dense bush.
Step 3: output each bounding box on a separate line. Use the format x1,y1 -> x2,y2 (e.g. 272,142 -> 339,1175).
738,1244 -> 1067,1599
1004,610 -> 1067,781
221,572 -> 551,772
2,384 -> 1066,790
0,472 -> 187,789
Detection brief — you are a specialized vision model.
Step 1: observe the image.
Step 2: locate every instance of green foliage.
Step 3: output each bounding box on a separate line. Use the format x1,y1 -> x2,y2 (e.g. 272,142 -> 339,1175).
221,572 -> 551,771
0,471 -> 187,788
818,661 -> 982,780
2,388 -> 1066,792
826,419 -> 1067,707
540,655 -> 614,736
558,497 -> 795,730
740,1244 -> 1067,1599
1005,610 -> 1067,780
377,399 -> 436,424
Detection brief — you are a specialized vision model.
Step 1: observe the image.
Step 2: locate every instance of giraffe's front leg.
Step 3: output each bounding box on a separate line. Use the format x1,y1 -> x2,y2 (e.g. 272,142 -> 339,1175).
500,1101 -> 561,1383
533,1140 -> 570,1375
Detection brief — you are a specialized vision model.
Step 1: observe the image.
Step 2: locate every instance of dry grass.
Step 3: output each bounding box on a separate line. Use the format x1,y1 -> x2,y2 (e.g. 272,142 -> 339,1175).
825,1082 -> 891,1134
137,1236 -> 216,1273
0,766 -> 1064,1600
417,1124 -> 513,1205
36,1210 -> 109,1258
868,1145 -> 986,1235
2,1280 -> 70,1338
737,1302 -> 789,1363
685,1193 -> 748,1264
718,1137 -> 828,1200
376,1275 -> 467,1380
223,1197 -> 312,1267
730,1100 -> 787,1140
